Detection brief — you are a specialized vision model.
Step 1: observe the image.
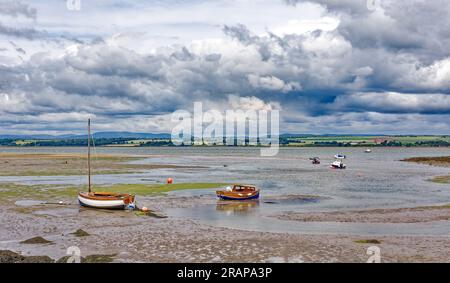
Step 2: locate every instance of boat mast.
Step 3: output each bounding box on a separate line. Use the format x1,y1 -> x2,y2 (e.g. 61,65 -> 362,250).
88,118 -> 91,193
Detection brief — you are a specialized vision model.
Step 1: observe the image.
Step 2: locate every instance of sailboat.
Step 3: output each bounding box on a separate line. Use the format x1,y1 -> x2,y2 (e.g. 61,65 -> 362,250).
78,119 -> 135,210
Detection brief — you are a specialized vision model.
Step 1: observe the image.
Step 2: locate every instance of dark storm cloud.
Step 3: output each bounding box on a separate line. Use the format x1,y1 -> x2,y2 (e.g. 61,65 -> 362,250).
0,0 -> 449,134
0,22 -> 39,39
0,0 -> 36,19
0,1 -> 42,40
331,92 -> 450,114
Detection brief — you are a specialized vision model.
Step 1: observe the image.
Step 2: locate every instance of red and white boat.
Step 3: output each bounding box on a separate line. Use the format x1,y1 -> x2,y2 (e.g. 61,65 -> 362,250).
331,160 -> 346,169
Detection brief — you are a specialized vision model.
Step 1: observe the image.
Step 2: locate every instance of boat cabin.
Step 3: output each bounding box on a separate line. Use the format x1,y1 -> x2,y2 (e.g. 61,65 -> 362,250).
231,185 -> 257,192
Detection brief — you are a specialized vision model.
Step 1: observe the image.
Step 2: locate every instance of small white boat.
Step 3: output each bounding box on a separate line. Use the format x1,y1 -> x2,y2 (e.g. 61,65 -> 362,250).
334,154 -> 346,159
331,160 -> 346,169
365,149 -> 372,153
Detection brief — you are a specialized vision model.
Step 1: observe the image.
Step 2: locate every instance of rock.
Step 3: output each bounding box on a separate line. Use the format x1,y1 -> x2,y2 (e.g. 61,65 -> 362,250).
0,250 -> 54,263
22,256 -> 54,263
71,229 -> 90,237
0,250 -> 25,263
84,254 -> 116,263
56,256 -> 82,263
56,254 -> 116,263
20,236 -> 53,244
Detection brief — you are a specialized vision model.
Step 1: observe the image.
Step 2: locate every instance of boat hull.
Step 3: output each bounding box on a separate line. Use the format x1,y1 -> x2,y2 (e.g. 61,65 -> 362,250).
331,165 -> 346,169
216,191 -> 260,201
78,192 -> 134,210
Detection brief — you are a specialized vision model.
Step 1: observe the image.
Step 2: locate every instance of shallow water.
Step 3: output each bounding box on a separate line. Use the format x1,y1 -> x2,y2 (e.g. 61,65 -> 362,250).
1,146 -> 450,236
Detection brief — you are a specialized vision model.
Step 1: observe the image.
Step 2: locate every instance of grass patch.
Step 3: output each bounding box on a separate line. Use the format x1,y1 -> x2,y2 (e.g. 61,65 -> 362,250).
93,183 -> 225,195
0,182 -> 225,203
355,239 -> 382,244
431,175 -> 450,184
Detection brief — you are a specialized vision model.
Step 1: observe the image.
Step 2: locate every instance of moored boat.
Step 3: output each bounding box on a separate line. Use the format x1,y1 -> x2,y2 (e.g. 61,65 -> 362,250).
78,119 -> 135,210
331,160 -> 346,169
216,185 -> 260,200
78,192 -> 135,210
334,154 -> 346,159
310,157 -> 321,164
365,149 -> 372,153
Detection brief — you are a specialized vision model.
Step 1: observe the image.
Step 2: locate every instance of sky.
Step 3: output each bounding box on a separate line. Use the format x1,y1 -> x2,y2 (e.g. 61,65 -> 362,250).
0,0 -> 449,135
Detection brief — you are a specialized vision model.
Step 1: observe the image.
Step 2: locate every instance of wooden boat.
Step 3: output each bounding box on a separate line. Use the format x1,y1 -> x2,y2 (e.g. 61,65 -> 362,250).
216,185 -> 260,201
78,119 -> 135,210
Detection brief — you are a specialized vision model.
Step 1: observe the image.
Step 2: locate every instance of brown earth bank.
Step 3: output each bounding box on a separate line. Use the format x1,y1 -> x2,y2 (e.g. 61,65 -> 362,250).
401,156 -> 450,167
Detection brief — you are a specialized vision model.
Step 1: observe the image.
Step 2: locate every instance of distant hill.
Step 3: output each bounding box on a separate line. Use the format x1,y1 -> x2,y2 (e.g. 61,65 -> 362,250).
0,132 -> 172,140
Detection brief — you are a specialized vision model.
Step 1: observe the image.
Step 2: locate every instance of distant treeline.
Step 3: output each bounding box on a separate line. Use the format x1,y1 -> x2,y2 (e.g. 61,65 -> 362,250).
381,140 -> 450,147
307,140 -> 450,147
0,138 -> 174,147
0,137 -> 449,147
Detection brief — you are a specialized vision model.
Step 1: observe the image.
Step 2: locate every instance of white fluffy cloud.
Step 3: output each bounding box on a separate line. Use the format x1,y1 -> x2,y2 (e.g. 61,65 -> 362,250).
0,0 -> 449,134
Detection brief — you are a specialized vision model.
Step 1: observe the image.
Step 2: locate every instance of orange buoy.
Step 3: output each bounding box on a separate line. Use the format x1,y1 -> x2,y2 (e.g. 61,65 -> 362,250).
141,207 -> 150,213
166,178 -> 173,184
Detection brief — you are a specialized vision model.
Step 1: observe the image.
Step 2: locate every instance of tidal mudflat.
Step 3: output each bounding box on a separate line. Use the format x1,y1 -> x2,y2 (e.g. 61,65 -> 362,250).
1,147 -> 450,262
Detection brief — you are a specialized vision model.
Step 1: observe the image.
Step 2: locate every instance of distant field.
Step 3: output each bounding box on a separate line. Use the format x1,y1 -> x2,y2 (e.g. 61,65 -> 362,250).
284,136 -> 450,147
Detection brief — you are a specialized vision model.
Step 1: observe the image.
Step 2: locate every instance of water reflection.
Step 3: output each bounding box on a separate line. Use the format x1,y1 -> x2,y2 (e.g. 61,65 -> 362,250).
216,200 -> 259,215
